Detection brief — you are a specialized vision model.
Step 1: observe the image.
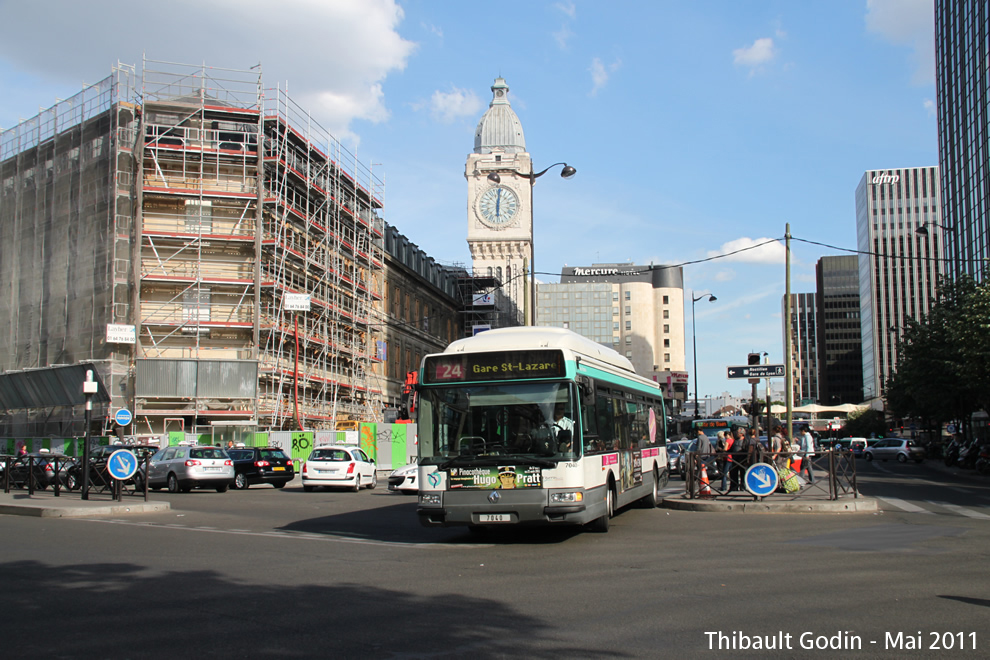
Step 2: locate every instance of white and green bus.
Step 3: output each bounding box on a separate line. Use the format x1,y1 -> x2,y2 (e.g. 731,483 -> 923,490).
415,327 -> 669,533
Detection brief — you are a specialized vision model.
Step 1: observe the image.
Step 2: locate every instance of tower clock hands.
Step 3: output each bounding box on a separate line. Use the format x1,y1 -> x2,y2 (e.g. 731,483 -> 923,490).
496,188 -> 501,218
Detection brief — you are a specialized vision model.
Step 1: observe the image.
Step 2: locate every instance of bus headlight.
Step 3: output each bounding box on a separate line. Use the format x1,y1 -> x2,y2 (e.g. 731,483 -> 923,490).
419,492 -> 442,506
550,491 -> 583,503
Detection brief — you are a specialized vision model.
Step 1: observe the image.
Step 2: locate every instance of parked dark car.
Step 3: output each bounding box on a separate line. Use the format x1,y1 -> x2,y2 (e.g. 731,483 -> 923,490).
227,446 -> 295,489
67,444 -> 160,491
3,452 -> 72,490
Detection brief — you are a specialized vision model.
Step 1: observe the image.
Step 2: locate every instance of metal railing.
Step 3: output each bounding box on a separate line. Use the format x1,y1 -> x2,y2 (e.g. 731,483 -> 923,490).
684,449 -> 858,500
2,453 -> 151,502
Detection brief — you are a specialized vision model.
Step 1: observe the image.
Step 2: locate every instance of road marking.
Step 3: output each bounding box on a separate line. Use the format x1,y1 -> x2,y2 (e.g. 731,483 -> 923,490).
927,501 -> 990,520
877,497 -> 934,514
77,518 -> 492,549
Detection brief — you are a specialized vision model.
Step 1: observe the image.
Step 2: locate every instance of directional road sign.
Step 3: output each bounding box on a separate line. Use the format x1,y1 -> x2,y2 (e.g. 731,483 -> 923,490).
114,408 -> 133,426
744,462 -> 779,497
726,364 -> 785,379
107,449 -> 139,481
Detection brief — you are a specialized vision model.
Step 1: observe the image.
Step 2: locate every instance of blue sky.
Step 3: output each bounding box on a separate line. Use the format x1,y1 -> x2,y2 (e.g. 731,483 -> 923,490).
0,0 -> 936,401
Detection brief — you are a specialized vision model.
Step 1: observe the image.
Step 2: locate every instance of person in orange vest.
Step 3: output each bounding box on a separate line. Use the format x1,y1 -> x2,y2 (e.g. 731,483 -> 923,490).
718,430 -> 734,492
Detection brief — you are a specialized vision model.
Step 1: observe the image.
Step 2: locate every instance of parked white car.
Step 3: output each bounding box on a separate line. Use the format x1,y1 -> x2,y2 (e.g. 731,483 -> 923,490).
301,445 -> 376,492
387,461 -> 419,494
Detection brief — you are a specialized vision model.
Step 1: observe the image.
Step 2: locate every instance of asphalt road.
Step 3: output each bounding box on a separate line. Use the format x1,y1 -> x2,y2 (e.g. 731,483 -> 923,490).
2,463 -> 989,659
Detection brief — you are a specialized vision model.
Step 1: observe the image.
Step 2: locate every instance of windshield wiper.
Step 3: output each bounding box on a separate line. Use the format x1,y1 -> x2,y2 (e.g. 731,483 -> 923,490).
501,454 -> 556,469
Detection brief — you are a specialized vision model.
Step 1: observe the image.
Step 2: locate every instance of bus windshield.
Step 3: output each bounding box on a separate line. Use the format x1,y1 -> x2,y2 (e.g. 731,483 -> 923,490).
418,381 -> 578,463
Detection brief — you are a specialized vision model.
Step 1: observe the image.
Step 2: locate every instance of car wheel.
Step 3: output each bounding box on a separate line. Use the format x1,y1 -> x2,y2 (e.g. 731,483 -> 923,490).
234,473 -> 247,490
216,483 -> 229,493
352,477 -> 361,492
65,471 -> 79,491
303,485 -> 314,492
897,453 -> 908,463
132,473 -> 143,492
864,452 -> 873,462
167,473 -> 180,493
272,481 -> 286,489
368,472 -> 377,490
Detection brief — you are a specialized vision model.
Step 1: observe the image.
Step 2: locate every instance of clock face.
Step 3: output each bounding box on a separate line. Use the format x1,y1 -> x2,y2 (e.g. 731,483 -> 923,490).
478,186 -> 519,227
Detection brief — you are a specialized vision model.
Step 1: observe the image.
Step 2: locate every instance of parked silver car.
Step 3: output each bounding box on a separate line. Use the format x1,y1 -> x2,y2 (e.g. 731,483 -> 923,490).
863,438 -> 926,463
144,445 -> 235,493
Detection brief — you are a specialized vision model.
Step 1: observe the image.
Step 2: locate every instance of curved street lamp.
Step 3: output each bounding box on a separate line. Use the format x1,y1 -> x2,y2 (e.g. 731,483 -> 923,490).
691,292 -> 717,419
487,163 -> 576,325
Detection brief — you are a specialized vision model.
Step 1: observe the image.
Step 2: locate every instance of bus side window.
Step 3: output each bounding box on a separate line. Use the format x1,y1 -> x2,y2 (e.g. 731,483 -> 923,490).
595,395 -> 615,451
581,399 -> 599,452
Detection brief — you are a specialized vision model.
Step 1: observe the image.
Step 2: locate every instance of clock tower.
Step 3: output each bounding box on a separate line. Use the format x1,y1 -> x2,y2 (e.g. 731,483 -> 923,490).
466,77 -> 533,325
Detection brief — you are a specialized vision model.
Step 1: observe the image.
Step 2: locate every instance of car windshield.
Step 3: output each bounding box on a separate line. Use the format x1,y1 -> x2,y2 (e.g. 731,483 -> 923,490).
418,381 -> 577,464
190,448 -> 227,459
260,449 -> 287,460
310,449 -> 350,461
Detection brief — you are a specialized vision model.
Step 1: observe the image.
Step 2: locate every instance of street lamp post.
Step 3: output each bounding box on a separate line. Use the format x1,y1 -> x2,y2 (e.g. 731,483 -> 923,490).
487,162 -> 576,326
691,291 -> 717,419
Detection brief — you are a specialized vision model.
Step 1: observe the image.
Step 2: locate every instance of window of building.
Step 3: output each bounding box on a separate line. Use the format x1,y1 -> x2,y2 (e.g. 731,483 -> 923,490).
625,305 -> 631,316
625,336 -> 632,345
663,324 -> 669,333
664,353 -> 671,362
624,291 -> 630,300
664,339 -> 670,348
663,310 -> 669,319
613,307 -> 618,316
662,295 -> 669,304
625,350 -> 633,358
625,321 -> 631,331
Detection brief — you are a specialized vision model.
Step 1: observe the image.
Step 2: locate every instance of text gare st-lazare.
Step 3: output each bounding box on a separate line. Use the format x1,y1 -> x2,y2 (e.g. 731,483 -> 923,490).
472,361 -> 558,375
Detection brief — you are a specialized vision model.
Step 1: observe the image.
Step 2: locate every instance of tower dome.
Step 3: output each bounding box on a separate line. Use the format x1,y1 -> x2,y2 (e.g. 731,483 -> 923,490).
473,77 -> 526,154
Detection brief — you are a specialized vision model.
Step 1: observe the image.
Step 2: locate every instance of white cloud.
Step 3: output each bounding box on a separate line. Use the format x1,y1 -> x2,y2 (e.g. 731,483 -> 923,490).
865,0 -> 935,85
733,37 -> 776,71
713,270 -> 736,282
923,98 -> 936,116
707,237 -> 786,265
555,1 -> 576,20
589,57 -> 621,96
554,25 -> 574,50
422,22 -> 443,39
429,87 -> 483,123
0,0 -> 417,145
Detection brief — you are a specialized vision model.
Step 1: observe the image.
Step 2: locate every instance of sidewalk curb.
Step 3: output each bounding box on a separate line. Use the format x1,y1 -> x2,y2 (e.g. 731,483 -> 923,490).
0,499 -> 171,518
662,496 -> 879,514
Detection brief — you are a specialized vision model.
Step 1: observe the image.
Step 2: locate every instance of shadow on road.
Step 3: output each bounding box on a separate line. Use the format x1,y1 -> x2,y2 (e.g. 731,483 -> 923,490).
0,559 -> 629,659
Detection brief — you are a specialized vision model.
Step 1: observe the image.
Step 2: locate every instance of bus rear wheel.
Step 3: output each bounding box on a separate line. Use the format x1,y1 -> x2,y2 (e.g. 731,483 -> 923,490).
642,468 -> 664,508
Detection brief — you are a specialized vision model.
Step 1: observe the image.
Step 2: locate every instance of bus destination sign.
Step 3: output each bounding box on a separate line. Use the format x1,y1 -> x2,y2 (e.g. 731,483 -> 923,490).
423,349 -> 565,384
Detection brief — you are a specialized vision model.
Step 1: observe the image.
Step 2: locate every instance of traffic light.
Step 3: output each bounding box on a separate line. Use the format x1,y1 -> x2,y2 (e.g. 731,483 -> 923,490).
748,353 -> 761,366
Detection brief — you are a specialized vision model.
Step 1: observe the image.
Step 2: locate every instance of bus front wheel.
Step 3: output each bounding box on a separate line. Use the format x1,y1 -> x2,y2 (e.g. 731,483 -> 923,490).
588,483 -> 614,533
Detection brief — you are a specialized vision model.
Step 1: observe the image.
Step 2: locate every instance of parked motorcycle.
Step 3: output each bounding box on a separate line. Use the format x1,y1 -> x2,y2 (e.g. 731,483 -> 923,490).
944,437 -> 962,467
975,444 -> 990,476
958,439 -> 981,470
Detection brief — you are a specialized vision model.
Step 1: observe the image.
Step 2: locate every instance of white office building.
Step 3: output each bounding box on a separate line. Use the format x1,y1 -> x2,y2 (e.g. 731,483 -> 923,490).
855,166 -> 942,402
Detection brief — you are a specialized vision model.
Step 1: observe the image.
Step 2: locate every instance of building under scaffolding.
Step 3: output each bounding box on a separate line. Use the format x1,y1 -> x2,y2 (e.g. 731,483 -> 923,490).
0,60 -> 385,436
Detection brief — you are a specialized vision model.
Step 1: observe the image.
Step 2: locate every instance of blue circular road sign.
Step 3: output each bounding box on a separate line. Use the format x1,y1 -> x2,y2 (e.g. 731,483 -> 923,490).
114,408 -> 133,426
107,449 -> 139,481
744,462 -> 779,497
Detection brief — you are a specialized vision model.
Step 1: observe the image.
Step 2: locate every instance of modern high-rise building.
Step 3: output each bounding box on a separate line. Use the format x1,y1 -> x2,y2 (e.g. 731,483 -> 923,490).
855,167 -> 942,402
815,256 -> 862,405
782,293 -> 818,405
936,0 -> 989,281
536,263 -> 687,409
0,60 -> 387,437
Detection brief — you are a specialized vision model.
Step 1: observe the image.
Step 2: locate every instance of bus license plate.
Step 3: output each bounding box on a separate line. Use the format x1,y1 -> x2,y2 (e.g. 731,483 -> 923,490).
479,514 -> 510,523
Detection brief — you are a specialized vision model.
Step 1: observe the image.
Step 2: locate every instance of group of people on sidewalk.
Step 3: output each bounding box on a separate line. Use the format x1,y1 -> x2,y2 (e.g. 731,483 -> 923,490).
695,424 -> 817,493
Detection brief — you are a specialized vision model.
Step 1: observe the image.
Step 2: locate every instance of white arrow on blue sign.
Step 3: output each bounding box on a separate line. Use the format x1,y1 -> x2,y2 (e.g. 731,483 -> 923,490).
107,449 -> 139,481
114,408 -> 133,426
744,463 -> 779,497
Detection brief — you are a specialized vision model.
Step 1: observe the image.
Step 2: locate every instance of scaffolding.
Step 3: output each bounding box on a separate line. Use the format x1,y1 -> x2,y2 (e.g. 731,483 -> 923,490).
259,86 -> 385,429
0,59 -> 385,436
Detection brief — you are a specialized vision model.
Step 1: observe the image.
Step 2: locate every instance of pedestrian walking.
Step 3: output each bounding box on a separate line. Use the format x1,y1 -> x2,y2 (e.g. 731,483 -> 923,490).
729,426 -> 749,491
799,425 -> 816,485
717,430 -> 734,492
